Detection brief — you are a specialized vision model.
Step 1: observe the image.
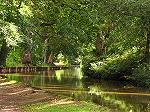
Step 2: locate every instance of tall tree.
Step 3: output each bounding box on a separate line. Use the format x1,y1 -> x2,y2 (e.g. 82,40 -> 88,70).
0,0 -> 33,66
97,0 -> 150,62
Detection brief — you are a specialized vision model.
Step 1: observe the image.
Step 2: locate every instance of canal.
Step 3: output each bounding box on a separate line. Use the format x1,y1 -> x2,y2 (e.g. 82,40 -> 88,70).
3,67 -> 150,112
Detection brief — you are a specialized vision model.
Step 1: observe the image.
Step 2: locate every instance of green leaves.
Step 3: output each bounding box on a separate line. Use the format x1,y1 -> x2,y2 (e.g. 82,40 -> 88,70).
19,2 -> 33,17
0,20 -> 22,46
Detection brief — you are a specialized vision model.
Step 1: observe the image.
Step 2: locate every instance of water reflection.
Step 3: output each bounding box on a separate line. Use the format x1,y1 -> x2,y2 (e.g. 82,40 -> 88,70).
5,68 -> 150,112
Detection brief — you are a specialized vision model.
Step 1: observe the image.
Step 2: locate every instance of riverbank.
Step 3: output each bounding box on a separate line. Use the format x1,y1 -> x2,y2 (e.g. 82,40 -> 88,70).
0,77 -> 109,112
82,50 -> 150,88
0,77 -> 60,112
22,101 -> 109,112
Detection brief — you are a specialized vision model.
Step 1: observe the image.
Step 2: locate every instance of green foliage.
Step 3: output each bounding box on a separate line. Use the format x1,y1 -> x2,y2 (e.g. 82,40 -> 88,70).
107,17 -> 145,55
19,2 -> 33,17
81,0 -> 150,87
28,0 -> 83,64
84,49 -> 144,79
0,20 -> 22,46
0,0 -> 33,66
131,64 -> 150,87
6,47 -> 22,67
0,0 -> 149,89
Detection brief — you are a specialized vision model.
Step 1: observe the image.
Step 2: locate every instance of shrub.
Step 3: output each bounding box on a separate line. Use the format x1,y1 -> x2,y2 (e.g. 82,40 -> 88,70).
131,64 -> 150,87
83,49 -> 144,79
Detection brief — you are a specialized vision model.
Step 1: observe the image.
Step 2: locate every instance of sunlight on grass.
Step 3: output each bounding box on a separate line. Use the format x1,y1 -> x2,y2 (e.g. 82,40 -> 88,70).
22,101 -> 109,112
0,80 -> 17,86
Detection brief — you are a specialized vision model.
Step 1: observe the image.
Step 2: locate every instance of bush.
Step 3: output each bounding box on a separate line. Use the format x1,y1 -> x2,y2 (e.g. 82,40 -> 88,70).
6,48 -> 22,67
131,64 -> 150,87
83,49 -> 144,80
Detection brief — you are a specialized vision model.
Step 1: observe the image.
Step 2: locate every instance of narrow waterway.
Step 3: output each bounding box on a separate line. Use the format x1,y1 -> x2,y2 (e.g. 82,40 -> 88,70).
3,67 -> 150,112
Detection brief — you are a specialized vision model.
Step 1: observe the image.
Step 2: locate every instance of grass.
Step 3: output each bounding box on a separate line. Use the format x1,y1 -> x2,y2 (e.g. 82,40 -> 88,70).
22,101 -> 110,112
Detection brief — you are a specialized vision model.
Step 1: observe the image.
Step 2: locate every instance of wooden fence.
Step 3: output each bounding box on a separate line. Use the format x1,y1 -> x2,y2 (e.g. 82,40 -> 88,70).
0,66 -> 71,74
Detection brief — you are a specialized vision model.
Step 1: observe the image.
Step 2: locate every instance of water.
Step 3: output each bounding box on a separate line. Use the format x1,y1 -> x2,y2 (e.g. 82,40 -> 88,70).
3,68 -> 150,112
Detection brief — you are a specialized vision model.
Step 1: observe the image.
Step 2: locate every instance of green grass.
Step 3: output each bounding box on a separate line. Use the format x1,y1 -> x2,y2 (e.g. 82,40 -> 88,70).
22,101 -> 109,112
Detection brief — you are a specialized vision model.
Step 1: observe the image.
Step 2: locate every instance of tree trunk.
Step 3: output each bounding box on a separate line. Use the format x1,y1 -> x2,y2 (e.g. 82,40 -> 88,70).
43,38 -> 48,64
145,30 -> 150,63
47,52 -> 55,65
22,51 -> 32,66
0,40 -> 9,66
96,31 -> 106,56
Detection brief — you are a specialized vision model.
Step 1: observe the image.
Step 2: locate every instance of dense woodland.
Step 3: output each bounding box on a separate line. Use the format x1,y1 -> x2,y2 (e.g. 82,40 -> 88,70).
0,0 -> 150,87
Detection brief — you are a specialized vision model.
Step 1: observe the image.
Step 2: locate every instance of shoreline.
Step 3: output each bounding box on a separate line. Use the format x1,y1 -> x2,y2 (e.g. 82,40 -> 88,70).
0,77 -> 108,112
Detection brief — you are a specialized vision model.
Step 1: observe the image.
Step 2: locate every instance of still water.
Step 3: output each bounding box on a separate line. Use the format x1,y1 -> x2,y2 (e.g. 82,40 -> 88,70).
5,68 -> 150,112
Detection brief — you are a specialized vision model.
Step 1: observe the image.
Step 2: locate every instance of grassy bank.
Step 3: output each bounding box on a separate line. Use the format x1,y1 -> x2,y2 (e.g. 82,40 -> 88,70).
21,101 -> 110,112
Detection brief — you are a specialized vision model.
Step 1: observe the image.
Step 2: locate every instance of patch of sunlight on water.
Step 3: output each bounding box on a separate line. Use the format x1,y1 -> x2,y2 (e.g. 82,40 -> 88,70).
55,70 -> 64,81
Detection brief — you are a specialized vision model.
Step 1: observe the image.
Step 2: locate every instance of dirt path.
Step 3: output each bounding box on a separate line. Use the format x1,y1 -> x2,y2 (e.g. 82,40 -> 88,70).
0,78 -> 60,112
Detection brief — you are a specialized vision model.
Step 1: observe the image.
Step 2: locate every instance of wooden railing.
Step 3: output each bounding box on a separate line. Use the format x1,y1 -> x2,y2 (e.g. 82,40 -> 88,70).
0,66 -> 71,74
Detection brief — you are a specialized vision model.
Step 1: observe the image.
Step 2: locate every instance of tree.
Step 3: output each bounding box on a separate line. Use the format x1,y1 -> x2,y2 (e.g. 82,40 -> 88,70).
29,0 -> 90,65
97,0 -> 150,62
0,0 -> 34,66
0,20 -> 22,66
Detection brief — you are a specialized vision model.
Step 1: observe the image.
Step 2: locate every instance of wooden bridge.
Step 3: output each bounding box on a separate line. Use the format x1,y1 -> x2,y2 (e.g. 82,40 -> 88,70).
0,65 -> 79,74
